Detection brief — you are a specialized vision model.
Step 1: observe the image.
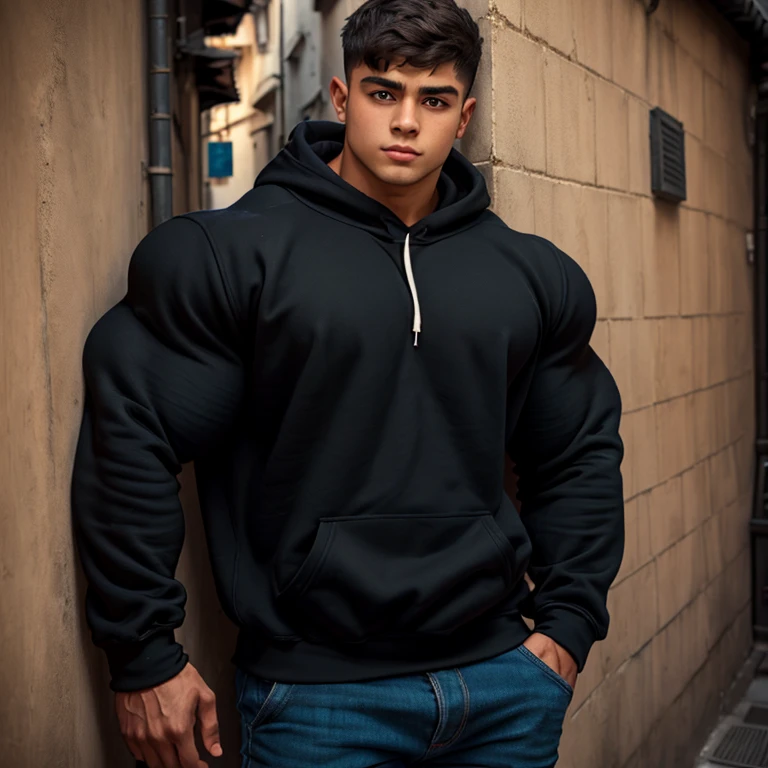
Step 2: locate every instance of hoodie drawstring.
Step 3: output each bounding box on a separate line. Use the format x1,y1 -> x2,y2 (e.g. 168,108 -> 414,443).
403,233 -> 422,348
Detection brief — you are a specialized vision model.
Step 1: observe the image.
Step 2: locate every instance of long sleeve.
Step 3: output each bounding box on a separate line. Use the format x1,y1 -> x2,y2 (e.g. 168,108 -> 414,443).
72,216 -> 247,692
507,245 -> 624,672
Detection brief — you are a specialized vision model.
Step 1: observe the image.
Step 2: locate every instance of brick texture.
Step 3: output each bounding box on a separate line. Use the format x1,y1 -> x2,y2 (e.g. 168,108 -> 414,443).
480,3 -> 755,765
494,28 -> 546,170
544,51 -> 596,183
596,79 -> 629,190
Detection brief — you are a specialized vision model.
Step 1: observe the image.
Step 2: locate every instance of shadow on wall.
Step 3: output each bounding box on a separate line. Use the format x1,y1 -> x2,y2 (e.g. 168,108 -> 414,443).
75,564 -> 135,767
75,465 -> 240,767
176,467 -> 241,767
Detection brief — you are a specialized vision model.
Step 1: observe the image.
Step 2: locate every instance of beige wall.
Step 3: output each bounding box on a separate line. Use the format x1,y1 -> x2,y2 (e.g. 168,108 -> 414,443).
0,1 -> 148,765
459,0 -> 754,765
0,1 -> 239,766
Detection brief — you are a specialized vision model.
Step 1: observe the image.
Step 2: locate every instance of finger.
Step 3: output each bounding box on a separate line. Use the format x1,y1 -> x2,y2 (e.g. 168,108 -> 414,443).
139,743 -> 164,768
197,691 -> 223,758
124,736 -> 144,762
150,738 -> 182,768
175,726 -> 206,768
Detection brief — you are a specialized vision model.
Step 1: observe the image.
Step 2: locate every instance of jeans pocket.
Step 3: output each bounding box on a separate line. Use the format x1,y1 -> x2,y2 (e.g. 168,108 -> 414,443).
516,645 -> 574,698
235,669 -> 296,730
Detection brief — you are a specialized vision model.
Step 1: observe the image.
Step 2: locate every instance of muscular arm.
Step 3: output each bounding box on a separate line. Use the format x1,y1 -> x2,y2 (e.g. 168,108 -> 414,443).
72,216 -> 247,692
508,246 -> 624,672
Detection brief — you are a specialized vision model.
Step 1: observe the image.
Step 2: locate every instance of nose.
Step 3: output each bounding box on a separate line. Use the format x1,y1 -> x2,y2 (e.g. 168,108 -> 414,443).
391,98 -> 420,136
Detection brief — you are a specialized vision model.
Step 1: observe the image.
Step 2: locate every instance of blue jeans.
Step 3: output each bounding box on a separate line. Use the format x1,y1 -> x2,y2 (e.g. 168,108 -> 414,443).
235,644 -> 573,767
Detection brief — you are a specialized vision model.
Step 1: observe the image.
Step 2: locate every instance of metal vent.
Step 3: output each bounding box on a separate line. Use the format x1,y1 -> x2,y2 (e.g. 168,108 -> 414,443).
710,724 -> 768,767
650,107 -> 687,203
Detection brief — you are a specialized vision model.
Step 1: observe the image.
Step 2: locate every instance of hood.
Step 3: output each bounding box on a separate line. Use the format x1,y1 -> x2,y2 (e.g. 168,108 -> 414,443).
254,120 -> 491,243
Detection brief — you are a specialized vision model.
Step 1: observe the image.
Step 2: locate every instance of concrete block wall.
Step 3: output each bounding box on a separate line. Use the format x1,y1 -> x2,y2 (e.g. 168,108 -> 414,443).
460,0 -> 755,765
0,2 -> 237,765
0,2 -> 149,766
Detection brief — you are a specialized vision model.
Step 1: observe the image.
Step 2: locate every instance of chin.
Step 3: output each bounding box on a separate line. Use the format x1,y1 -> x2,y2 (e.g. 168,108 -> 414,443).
370,163 -> 431,187
379,172 -> 424,187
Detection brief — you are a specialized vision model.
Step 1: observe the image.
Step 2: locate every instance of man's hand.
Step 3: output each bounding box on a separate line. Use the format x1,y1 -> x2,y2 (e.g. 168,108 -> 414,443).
523,632 -> 578,690
115,663 -> 223,768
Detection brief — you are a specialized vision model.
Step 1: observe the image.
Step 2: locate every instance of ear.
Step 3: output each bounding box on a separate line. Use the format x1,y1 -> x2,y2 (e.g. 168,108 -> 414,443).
455,97 -> 477,140
329,76 -> 349,123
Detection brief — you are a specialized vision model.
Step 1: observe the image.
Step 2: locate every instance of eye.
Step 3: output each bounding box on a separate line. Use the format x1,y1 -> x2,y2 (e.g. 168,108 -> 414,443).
372,91 -> 395,101
425,97 -> 447,108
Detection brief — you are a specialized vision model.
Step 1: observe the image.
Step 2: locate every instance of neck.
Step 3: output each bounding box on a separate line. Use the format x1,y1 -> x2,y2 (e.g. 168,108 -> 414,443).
328,143 -> 440,228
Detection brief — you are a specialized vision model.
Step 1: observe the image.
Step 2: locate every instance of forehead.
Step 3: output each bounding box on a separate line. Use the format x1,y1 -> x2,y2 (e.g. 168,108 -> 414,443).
351,59 -> 462,87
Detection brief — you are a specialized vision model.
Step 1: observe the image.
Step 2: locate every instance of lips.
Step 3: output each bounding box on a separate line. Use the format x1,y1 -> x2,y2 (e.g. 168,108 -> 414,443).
383,146 -> 421,162
385,145 -> 421,155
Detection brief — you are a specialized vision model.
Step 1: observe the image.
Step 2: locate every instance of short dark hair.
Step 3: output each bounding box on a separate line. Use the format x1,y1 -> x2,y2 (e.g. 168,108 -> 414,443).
341,0 -> 484,97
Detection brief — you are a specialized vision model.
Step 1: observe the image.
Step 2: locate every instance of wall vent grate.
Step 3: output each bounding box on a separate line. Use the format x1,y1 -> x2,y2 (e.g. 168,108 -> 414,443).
650,107 -> 687,204
710,724 -> 768,767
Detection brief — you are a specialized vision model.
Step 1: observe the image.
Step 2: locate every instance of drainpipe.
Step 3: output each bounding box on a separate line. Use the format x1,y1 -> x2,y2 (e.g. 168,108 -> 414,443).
751,64 -> 768,640
279,0 -> 287,149
148,0 -> 173,226
757,72 -> 768,444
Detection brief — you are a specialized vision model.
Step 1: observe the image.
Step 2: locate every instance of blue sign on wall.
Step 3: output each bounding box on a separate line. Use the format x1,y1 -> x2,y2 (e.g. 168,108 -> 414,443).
208,141 -> 233,178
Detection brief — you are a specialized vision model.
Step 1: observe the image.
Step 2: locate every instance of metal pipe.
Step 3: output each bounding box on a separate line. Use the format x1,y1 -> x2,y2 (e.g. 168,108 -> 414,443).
756,74 -> 768,443
148,0 -> 173,226
752,67 -> 768,640
279,0 -> 287,148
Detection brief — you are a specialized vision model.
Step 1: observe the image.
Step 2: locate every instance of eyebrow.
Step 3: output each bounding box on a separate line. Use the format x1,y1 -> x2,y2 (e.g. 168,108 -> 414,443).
360,76 -> 460,98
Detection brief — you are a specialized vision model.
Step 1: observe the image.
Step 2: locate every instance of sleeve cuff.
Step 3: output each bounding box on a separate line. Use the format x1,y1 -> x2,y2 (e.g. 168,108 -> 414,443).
533,606 -> 598,673
106,630 -> 189,692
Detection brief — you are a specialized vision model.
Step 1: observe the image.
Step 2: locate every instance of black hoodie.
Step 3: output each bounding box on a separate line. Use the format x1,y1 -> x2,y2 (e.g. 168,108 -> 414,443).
72,121 -> 624,692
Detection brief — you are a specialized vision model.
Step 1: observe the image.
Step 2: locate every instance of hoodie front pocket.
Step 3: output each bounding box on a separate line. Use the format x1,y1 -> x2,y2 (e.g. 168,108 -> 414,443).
274,511 -> 517,643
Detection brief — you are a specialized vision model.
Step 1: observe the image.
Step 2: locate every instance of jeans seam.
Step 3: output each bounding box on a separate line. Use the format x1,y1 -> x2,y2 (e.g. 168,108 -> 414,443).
240,680 -> 297,765
425,671 -> 471,751
269,684 -> 296,723
433,669 -> 471,750
425,672 -> 447,752
235,670 -> 247,713
235,671 -> 252,768
246,696 -> 255,768
249,682 -> 280,730
454,669 -> 471,744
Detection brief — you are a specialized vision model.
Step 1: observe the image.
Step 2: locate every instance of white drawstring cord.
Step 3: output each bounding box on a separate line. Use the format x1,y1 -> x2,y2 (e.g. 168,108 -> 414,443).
403,233 -> 422,347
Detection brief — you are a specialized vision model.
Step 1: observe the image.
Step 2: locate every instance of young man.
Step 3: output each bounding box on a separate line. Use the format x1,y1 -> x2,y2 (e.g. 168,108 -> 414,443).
72,1 -> 624,766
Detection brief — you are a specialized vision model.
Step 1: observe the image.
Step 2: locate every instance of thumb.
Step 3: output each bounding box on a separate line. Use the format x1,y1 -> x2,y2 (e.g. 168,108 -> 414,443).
197,690 -> 223,758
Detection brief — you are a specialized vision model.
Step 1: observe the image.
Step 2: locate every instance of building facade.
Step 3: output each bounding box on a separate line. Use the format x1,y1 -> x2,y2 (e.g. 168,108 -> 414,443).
202,3 -> 284,209
203,0 -> 327,208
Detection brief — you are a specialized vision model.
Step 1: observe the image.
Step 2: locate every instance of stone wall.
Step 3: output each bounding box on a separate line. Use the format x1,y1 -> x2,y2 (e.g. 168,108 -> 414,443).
0,1 -> 232,765
458,1 -> 755,765
0,1 -> 148,765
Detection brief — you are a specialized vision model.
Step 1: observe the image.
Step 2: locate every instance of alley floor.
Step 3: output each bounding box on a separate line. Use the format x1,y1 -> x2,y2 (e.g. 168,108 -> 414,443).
697,648 -> 768,767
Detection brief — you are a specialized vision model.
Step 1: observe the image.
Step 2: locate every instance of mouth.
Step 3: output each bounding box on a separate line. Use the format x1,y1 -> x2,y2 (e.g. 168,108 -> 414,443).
383,146 -> 422,162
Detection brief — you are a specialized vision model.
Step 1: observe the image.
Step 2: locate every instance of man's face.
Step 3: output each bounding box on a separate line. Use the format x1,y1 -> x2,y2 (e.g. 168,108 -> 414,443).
332,60 -> 476,188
